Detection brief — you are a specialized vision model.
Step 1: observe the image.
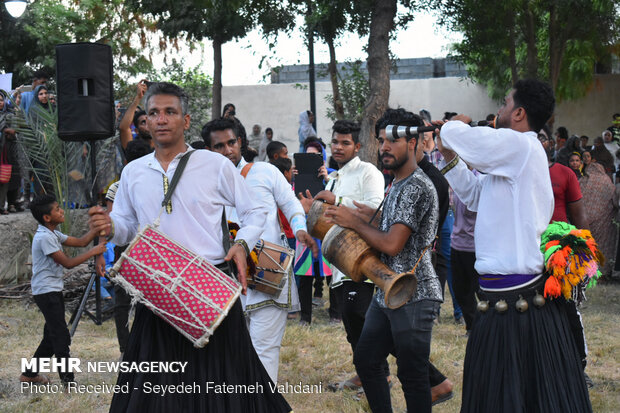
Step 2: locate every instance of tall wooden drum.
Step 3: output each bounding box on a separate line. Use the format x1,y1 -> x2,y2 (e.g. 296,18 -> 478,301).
322,225 -> 417,309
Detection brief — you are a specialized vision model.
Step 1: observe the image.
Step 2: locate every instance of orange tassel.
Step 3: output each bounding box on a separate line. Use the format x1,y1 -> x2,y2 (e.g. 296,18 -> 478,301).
545,240 -> 560,251
544,276 -> 562,298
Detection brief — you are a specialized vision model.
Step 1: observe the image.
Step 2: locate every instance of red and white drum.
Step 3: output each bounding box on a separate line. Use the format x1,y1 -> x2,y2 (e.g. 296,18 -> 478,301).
109,225 -> 241,348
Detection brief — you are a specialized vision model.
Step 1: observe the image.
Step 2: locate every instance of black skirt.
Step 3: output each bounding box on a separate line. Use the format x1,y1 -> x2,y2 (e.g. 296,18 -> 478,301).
109,301 -> 292,413
461,279 -> 592,413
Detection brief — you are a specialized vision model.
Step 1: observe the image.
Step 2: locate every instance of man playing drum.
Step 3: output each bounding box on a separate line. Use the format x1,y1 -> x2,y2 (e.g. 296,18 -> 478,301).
325,112 -> 442,413
299,119 -> 386,393
202,117 -> 318,384
89,82 -> 293,413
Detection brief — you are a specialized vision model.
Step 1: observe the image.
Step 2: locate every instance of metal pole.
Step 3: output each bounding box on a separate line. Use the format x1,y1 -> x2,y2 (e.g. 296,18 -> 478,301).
307,0 -> 317,131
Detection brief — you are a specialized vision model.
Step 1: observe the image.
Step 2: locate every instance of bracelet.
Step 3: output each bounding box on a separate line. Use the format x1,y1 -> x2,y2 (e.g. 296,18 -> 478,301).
440,155 -> 460,175
234,239 -> 250,256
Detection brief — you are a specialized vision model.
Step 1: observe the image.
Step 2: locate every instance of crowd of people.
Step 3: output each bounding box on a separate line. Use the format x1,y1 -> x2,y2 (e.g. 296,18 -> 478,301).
7,74 -> 619,413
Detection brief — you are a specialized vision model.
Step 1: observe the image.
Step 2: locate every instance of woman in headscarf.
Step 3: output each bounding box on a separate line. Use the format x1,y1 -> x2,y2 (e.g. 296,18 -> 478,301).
0,92 -> 15,213
28,85 -> 54,124
298,110 -> 317,152
0,91 -> 24,212
579,162 -> 619,278
557,135 -> 582,166
568,152 -> 584,179
581,150 -> 593,174
591,136 -> 615,178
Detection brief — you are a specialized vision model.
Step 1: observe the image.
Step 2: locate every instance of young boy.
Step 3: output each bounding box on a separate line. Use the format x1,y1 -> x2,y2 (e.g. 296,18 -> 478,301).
20,194 -> 106,385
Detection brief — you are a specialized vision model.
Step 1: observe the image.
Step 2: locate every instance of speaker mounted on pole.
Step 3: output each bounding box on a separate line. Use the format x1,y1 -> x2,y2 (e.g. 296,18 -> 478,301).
56,42 -> 114,141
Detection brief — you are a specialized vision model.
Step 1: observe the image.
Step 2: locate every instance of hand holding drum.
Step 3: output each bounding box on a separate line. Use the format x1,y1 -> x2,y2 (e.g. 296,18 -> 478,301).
307,200 -> 417,309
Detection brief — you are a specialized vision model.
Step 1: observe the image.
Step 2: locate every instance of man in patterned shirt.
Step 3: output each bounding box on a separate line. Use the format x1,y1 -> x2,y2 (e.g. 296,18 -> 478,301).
325,112 -> 442,413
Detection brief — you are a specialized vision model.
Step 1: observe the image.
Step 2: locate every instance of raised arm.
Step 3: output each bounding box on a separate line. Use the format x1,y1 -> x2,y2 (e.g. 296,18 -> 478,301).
119,80 -> 147,150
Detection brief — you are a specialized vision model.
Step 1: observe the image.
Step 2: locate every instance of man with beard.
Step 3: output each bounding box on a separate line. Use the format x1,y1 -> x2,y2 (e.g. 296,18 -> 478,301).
298,119 -> 385,393
325,112 -> 442,413
436,79 -> 592,412
202,117 -> 318,384
119,80 -> 152,150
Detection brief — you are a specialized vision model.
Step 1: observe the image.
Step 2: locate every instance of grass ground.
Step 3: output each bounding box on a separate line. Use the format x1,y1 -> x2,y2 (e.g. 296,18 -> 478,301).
0,283 -> 618,413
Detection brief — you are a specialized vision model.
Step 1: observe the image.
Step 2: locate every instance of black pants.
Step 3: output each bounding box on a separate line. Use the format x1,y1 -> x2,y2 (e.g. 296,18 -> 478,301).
23,291 -> 74,382
114,285 -> 131,353
297,275 -> 315,323
355,299 -> 440,413
342,282 -> 389,378
450,248 -> 479,331
328,281 -> 343,320
313,275 -> 324,298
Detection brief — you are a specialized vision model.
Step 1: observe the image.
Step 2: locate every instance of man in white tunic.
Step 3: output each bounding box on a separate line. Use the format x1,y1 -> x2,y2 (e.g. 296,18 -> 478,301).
89,82 -> 293,413
436,79 -> 592,413
202,117 -> 318,383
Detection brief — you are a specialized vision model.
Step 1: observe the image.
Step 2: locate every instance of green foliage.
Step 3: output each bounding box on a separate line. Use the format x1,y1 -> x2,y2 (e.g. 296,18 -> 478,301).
324,61 -> 369,123
1,0 -> 171,90
9,103 -> 75,234
149,61 -> 214,141
434,0 -> 619,101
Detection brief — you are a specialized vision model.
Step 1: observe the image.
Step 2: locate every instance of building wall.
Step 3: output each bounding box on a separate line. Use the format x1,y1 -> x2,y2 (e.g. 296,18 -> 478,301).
220,75 -> 619,155
555,75 -> 620,143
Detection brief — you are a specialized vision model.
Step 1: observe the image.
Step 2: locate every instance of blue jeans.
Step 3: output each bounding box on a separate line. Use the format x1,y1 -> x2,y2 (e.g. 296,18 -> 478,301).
354,298 -> 440,413
437,210 -> 462,319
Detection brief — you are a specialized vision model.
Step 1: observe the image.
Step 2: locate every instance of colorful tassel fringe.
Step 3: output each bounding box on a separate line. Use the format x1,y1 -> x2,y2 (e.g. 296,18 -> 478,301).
540,222 -> 604,300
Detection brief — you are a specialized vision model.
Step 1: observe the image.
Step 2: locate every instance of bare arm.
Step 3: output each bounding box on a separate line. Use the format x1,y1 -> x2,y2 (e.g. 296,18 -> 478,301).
325,205 -> 412,257
119,80 -> 147,150
567,199 -> 589,230
50,243 -> 107,269
63,228 -> 100,248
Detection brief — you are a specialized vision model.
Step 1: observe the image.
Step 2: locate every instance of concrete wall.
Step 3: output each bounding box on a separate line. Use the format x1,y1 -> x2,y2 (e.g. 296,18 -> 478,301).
221,75 -> 620,155
555,75 -> 620,142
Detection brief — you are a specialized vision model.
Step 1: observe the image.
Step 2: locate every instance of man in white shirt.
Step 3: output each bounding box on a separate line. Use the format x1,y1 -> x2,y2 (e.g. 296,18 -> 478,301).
202,117 -> 318,384
300,119 -> 385,392
436,79 -> 592,412
89,82 -> 292,412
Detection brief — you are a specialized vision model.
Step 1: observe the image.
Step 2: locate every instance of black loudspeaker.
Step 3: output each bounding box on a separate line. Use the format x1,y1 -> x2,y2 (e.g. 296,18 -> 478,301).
56,43 -> 114,141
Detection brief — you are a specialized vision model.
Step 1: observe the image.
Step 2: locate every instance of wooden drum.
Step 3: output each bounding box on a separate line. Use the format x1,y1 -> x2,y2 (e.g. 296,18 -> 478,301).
321,225 -> 417,309
306,200 -> 333,239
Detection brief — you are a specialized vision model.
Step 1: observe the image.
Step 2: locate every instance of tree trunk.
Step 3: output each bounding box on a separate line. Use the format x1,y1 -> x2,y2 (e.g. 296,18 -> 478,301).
524,3 -> 538,78
358,0 -> 397,165
211,38 -> 222,120
548,2 -> 565,93
508,22 -> 518,85
327,37 -> 344,120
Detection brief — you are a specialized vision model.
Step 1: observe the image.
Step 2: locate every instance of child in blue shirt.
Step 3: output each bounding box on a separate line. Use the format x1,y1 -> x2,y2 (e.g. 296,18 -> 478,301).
20,194 -> 106,386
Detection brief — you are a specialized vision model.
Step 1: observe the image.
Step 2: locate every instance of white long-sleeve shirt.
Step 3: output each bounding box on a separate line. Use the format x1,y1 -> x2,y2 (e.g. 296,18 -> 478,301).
440,121 -> 554,277
110,147 -> 268,265
228,158 -> 306,311
325,156 -> 385,286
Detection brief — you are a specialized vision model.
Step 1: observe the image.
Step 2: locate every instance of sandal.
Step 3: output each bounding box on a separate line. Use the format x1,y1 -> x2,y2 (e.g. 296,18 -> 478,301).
0,209 -> 8,215
8,205 -> 16,213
